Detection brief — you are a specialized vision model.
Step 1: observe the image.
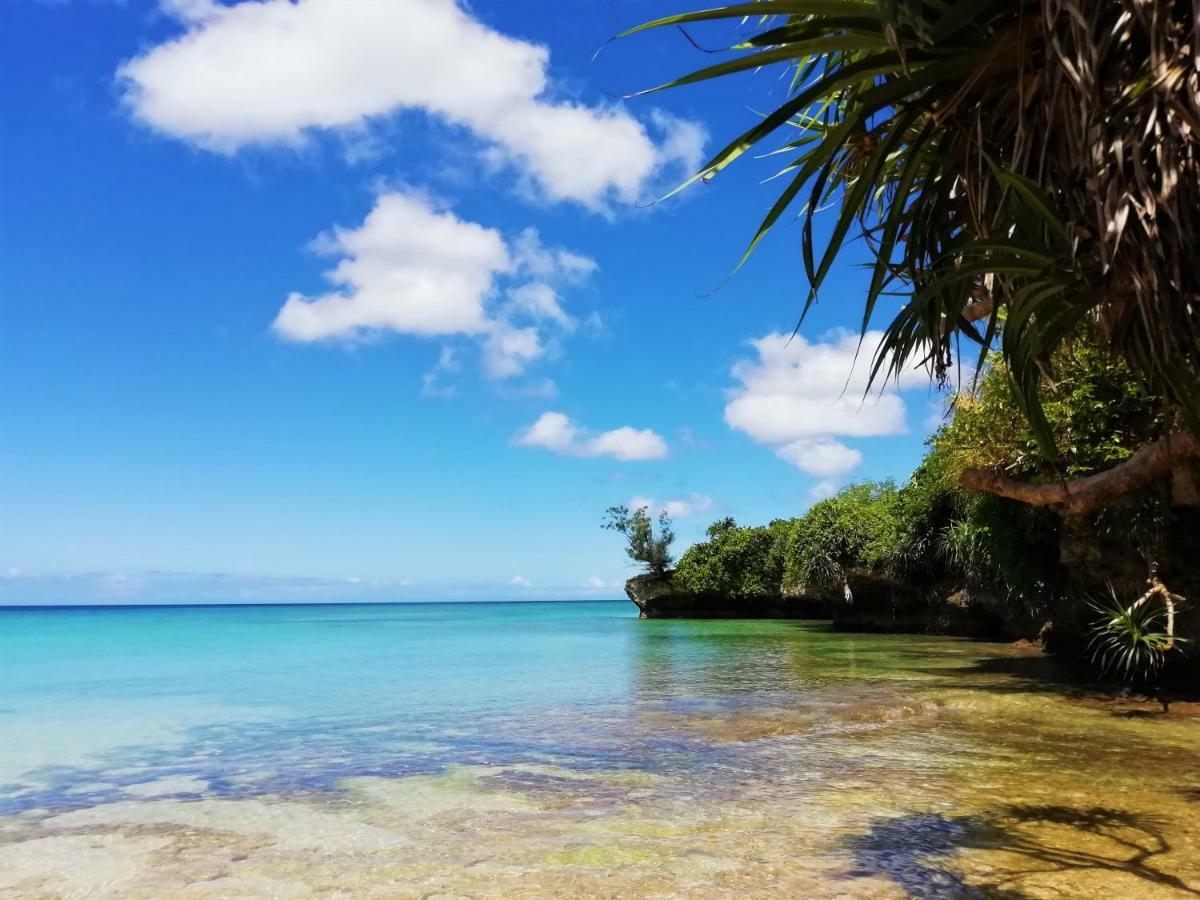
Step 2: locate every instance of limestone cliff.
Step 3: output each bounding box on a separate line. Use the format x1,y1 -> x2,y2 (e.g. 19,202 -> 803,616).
624,572 -> 824,620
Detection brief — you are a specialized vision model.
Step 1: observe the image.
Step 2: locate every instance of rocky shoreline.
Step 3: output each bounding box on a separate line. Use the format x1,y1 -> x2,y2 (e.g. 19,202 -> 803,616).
625,565 -> 1200,686
624,569 -> 1013,637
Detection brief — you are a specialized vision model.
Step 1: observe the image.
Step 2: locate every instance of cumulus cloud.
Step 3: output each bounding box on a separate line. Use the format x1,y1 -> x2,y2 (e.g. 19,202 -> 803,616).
274,192 -> 505,341
273,192 -> 594,384
628,493 -> 714,518
515,412 -> 668,462
509,574 -> 533,588
725,329 -> 932,478
118,0 -> 705,210
774,437 -> 863,478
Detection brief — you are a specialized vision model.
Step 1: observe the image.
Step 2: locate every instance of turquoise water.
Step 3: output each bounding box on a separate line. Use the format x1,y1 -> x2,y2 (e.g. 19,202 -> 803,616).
2,601 -> 651,809
2,601 -> 1199,897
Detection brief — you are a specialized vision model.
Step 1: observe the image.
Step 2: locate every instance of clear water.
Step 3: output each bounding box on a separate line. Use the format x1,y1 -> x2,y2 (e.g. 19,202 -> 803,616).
1,601 -> 1198,898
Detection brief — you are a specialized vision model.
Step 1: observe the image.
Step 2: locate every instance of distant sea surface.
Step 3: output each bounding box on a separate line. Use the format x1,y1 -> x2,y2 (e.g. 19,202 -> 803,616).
2,601 -> 1198,897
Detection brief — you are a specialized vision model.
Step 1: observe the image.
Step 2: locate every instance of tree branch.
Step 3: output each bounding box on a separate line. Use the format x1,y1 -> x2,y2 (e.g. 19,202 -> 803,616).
962,297 -> 993,323
959,431 -> 1200,513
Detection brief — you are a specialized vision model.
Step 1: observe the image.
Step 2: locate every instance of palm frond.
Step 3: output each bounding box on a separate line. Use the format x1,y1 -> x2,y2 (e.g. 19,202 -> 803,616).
625,0 -> 1200,453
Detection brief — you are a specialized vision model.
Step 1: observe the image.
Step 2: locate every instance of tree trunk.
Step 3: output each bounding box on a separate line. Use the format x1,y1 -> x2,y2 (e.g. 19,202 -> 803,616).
959,431 -> 1200,513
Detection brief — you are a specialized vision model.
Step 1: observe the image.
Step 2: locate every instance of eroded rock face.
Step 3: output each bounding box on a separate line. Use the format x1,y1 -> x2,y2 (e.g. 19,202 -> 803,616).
623,573 -> 824,620
813,569 -> 1014,639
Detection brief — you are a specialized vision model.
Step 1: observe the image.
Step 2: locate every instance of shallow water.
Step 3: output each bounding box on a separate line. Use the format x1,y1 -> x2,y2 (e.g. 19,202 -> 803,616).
1,601 -> 1198,898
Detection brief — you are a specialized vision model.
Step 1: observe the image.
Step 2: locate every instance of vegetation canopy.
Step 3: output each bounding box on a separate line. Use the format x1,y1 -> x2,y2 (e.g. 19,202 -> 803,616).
623,0 -> 1200,495
674,517 -> 785,597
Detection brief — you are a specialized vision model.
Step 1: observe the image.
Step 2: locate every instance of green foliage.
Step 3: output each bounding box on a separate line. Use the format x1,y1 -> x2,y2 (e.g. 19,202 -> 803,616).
658,332 -> 1169,627
603,505 -> 675,577
675,521 -> 782,598
781,483 -> 903,591
937,493 -> 1061,615
706,517 -> 738,539
1087,588 -> 1179,682
890,447 -> 958,577
625,0 -> 1200,456
937,344 -> 1167,482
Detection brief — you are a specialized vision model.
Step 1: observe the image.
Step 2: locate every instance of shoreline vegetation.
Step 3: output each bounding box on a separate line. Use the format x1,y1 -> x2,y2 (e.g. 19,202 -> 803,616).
608,343 -> 1200,696
607,0 -> 1200,699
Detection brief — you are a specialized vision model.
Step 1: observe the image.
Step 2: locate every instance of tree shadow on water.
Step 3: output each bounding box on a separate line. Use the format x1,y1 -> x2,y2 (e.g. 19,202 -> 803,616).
836,804 -> 1199,898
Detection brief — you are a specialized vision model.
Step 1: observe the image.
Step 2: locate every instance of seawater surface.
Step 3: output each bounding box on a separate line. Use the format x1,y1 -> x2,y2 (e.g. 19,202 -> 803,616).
1,600 -> 1198,898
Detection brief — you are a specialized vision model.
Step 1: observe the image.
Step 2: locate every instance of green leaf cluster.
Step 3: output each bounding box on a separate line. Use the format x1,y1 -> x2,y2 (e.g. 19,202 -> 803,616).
674,519 -> 785,598
1087,588 -> 1180,683
936,344 -> 1168,482
779,483 -> 903,592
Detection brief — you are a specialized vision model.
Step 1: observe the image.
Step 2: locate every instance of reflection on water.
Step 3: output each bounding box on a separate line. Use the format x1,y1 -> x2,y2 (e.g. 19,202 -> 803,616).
1,602 -> 1198,897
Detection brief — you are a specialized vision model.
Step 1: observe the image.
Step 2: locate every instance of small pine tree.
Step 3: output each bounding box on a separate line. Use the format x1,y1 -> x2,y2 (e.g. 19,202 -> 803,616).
603,505 -> 675,577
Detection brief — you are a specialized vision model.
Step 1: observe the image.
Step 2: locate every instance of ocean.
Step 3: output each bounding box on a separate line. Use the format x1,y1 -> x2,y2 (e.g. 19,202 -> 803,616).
2,600 -> 1197,897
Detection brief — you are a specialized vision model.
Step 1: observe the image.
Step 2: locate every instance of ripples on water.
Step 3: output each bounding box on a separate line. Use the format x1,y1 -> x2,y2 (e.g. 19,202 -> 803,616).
1,601 -> 1197,897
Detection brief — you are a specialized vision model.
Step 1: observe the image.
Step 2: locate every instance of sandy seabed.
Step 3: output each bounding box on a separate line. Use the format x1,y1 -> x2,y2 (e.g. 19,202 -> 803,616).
4,691 -> 1199,899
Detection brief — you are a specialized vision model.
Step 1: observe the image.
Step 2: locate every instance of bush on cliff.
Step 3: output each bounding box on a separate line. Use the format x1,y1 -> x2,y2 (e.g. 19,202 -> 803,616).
674,519 -> 783,598
781,483 -> 905,593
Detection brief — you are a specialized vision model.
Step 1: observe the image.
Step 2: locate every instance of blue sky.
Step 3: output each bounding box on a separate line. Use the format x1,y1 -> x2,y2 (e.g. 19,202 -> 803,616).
0,0 -> 945,604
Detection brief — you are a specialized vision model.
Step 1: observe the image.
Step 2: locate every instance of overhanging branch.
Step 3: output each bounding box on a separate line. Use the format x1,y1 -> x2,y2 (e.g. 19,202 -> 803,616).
960,431 -> 1200,514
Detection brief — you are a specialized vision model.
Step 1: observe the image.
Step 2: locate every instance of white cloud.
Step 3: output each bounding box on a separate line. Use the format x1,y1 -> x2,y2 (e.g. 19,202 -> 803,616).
506,282 -> 572,330
585,427 -> 670,462
481,323 -> 542,379
118,0 -> 704,210
628,493 -> 714,518
775,437 -> 863,477
274,192 -> 504,341
516,410 -> 578,453
510,574 -> 533,588
515,412 -> 668,462
273,192 -> 594,384
581,575 -> 610,589
725,329 -> 932,479
510,227 -> 597,283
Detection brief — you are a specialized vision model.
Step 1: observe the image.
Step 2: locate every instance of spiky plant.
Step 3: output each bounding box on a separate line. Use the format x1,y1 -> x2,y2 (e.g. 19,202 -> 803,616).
1087,584 -> 1185,683
938,517 -> 991,579
624,0 -> 1200,467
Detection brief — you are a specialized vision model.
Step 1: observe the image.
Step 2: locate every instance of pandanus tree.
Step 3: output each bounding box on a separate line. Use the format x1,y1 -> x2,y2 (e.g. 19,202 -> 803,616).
622,0 -> 1199,667
621,0 -> 1200,509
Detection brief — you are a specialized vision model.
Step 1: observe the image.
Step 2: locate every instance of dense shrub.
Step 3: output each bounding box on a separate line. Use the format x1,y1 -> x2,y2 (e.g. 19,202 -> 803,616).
937,345 -> 1167,481
780,483 -> 904,592
674,519 -> 783,598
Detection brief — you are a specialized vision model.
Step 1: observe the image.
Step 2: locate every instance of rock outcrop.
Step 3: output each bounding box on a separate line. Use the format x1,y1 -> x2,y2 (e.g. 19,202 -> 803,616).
624,572 -> 824,620
626,568 -> 1023,637
816,569 -> 1017,639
